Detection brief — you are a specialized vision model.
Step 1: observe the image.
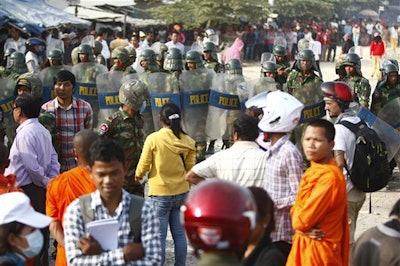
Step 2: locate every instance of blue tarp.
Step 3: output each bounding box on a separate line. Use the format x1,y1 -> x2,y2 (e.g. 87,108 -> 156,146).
0,0 -> 91,35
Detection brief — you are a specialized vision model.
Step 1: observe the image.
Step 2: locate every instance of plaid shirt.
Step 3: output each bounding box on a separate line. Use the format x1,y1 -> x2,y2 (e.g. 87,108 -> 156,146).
263,135 -> 303,243
42,96 -> 93,172
63,190 -> 162,265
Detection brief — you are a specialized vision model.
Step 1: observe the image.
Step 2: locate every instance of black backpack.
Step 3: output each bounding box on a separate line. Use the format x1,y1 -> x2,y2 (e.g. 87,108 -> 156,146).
338,120 -> 391,192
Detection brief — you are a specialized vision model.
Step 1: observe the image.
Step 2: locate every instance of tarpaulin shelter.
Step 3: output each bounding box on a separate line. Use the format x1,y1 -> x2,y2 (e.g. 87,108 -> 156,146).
0,0 -> 91,35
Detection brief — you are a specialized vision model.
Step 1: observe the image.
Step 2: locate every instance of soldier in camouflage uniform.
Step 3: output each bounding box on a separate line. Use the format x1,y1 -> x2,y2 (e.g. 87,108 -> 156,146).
124,46 -> 137,74
255,60 -> 283,93
371,62 -> 400,115
342,53 -> 371,109
286,49 -> 322,95
334,56 -> 346,81
77,43 -> 94,63
110,46 -> 130,72
93,40 -> 106,66
203,41 -> 224,74
98,79 -> 150,196
139,48 -> 160,73
0,52 -> 28,79
273,45 -> 291,86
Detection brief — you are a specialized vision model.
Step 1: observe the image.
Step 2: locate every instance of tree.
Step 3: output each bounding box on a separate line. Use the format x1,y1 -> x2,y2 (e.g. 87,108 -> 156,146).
147,0 -> 270,29
272,0 -> 334,20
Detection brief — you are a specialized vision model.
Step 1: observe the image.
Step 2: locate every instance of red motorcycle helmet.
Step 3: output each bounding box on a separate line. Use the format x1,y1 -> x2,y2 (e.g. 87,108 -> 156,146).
321,81 -> 353,102
181,179 -> 257,252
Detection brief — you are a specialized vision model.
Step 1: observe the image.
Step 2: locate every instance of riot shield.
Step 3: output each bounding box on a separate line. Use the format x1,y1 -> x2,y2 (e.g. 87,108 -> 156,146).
273,36 -> 287,49
378,97 -> 400,130
180,68 -> 214,143
191,42 -> 203,53
96,71 -> 125,124
260,52 -> 276,65
81,35 -> 95,47
39,65 -> 72,102
72,62 -> 109,127
147,72 -> 182,131
253,77 -> 280,96
237,78 -> 257,110
206,73 -> 244,141
358,107 -> 400,164
138,71 -> 156,136
0,78 -> 17,146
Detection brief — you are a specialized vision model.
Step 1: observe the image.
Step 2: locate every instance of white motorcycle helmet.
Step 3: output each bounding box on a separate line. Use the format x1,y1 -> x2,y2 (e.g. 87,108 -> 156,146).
245,91 -> 270,109
258,91 -> 304,133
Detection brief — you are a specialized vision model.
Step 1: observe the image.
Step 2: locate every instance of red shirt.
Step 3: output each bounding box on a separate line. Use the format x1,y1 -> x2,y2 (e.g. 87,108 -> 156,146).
370,40 -> 385,56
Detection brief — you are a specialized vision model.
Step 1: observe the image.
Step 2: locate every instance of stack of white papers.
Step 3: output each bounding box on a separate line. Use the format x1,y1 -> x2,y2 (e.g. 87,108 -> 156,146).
86,218 -> 119,251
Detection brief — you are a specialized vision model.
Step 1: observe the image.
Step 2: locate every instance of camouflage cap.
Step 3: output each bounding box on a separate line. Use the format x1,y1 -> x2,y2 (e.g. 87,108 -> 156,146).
119,79 -> 150,110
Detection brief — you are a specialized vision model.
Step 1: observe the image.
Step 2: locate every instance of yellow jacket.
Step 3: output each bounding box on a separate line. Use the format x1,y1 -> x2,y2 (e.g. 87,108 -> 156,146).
135,128 -> 196,196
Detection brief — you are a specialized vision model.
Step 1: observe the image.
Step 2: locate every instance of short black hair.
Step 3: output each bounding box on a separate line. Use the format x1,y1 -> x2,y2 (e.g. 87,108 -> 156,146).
233,114 -> 259,141
306,119 -> 335,141
14,93 -> 41,118
311,32 -> 317,40
53,70 -> 76,87
89,138 -> 125,167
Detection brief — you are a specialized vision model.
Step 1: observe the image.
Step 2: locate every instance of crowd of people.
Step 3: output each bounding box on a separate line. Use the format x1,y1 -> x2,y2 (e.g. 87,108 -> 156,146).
0,15 -> 399,266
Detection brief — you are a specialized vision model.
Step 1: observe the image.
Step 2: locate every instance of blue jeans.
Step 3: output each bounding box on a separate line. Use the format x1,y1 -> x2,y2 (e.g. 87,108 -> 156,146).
151,192 -> 188,266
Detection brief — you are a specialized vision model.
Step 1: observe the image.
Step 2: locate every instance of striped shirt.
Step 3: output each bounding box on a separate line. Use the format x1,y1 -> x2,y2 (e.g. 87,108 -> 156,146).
42,97 -> 93,172
63,190 -> 162,265
263,135 -> 303,243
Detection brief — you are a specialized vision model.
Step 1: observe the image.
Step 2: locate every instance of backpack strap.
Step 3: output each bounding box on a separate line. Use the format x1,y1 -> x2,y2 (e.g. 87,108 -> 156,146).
79,194 -> 95,226
128,194 -> 144,243
79,193 -> 144,243
337,120 -> 366,135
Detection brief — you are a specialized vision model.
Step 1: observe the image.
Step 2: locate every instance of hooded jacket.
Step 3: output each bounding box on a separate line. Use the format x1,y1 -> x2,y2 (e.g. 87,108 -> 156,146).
135,127 -> 196,196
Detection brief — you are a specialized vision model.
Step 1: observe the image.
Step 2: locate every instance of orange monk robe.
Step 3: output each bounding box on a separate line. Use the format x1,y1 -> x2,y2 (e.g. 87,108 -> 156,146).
286,158 -> 350,266
46,166 -> 96,266
0,174 -> 23,194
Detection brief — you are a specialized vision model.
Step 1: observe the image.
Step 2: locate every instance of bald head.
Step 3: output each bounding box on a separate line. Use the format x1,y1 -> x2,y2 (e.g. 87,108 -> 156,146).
73,129 -> 99,166
0,143 -> 9,174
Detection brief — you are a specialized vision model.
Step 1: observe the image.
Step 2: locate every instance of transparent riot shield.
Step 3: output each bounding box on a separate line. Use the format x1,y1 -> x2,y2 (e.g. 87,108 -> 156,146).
72,62 -> 108,127
180,68 -> 214,143
146,72 -> 181,131
253,77 -> 280,96
273,36 -> 287,49
297,39 -> 310,52
206,73 -> 243,141
96,71 -> 126,124
0,78 -> 17,146
191,42 -> 203,53
39,65 -> 72,102
260,52 -> 276,65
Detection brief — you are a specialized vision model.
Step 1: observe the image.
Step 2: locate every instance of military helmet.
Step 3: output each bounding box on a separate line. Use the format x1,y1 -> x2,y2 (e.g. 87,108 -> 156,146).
382,62 -> 399,75
78,43 -> 93,56
273,45 -> 286,56
140,48 -> 156,62
4,48 -> 16,57
125,46 -> 137,59
225,58 -> 242,75
203,41 -> 217,53
14,73 -> 43,98
164,47 -> 183,71
185,50 -> 203,64
381,59 -> 399,73
119,79 -> 150,110
112,47 -> 129,63
296,49 -> 315,61
48,49 -> 63,61
335,57 -> 346,76
26,37 -> 45,47
93,40 -> 103,55
261,61 -> 277,73
10,52 -> 26,64
342,53 -> 361,68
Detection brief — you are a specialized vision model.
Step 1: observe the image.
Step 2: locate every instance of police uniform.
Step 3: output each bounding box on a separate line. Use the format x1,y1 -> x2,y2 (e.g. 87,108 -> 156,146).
98,107 -> 145,196
371,80 -> 400,115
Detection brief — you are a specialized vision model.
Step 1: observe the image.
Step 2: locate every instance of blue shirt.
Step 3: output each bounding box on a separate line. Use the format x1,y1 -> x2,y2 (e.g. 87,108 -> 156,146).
5,118 -> 60,187
0,252 -> 26,266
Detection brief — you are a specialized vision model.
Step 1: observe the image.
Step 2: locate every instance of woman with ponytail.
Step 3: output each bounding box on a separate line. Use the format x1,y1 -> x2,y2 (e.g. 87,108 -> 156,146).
135,102 -> 196,266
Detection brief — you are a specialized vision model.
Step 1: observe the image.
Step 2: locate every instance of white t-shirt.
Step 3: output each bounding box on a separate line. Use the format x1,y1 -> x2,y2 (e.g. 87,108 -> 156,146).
334,115 -> 360,192
309,39 -> 321,61
165,41 -> 185,55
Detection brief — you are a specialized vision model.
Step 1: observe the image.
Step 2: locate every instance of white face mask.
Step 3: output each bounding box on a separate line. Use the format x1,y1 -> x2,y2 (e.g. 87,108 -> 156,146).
19,229 -> 43,258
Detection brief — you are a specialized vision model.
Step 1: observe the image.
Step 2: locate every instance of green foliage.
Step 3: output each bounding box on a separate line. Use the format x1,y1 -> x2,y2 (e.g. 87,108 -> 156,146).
148,0 -> 269,28
273,0 -> 334,19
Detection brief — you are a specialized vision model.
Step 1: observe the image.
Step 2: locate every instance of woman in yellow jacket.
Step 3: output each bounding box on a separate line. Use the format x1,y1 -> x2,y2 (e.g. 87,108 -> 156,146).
135,102 -> 196,266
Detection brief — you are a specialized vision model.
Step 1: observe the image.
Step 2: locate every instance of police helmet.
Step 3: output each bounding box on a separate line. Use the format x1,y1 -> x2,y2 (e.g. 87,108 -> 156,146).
261,61 -> 277,73
78,43 -> 94,56
4,48 -> 16,57
164,48 -> 183,71
14,73 -> 43,98
112,47 -> 129,64
93,40 -> 103,55
273,45 -> 286,56
225,58 -> 242,75
48,49 -> 63,61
